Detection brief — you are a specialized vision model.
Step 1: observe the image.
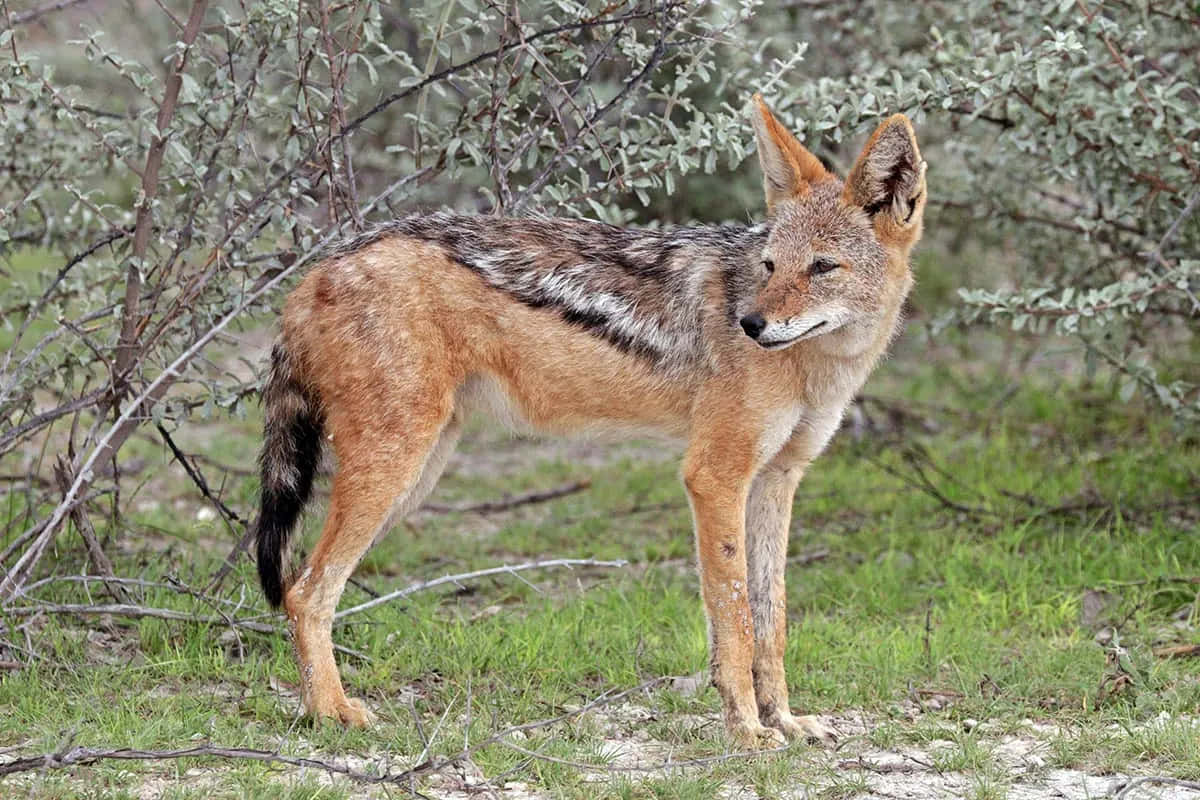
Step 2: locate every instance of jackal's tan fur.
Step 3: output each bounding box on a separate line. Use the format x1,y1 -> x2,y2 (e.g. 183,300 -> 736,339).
255,95 -> 927,748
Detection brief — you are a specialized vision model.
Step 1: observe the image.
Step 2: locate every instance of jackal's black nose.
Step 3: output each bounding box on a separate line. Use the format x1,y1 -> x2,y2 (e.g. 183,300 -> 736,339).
739,312 -> 767,340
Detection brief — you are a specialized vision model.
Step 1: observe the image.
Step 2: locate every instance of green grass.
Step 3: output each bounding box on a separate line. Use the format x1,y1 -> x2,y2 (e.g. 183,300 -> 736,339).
2,351 -> 1198,796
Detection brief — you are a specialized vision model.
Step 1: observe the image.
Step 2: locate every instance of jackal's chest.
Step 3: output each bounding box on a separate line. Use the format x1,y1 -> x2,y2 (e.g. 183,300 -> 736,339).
755,400 -> 849,467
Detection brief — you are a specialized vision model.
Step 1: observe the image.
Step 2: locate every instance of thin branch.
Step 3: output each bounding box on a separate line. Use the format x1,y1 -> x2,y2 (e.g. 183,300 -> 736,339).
1,601 -> 366,661
1115,776 -> 1200,799
341,3 -> 682,137
511,10 -> 676,212
156,423 -> 247,528
51,457 -> 126,603
334,558 -> 628,621
0,743 -> 420,782
8,0 -> 88,26
422,480 -> 590,514
114,0 -> 211,390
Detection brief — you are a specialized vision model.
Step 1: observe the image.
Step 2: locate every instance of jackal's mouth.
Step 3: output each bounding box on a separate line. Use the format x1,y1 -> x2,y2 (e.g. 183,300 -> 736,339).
758,319 -> 827,349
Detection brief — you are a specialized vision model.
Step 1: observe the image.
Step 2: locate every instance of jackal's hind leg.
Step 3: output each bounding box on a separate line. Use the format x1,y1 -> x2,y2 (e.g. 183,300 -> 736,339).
285,400 -> 455,727
746,458 -> 836,745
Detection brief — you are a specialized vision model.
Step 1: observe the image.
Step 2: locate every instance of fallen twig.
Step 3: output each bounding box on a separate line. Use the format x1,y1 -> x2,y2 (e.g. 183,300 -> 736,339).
334,558 -> 627,621
207,480 -> 593,592
0,743 -> 419,782
1114,775 -> 1200,799
787,548 -> 830,566
1152,644 -> 1200,659
0,677 -> 669,782
837,756 -> 927,774
422,480 -> 590,514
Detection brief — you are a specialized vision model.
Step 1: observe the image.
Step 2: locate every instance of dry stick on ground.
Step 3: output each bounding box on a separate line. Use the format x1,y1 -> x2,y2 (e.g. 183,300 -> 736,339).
0,677 -> 669,782
788,548 -> 830,566
836,756 -> 930,775
1115,776 -> 1200,799
421,480 -> 591,514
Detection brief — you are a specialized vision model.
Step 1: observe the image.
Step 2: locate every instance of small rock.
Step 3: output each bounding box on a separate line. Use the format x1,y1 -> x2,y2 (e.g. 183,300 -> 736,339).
670,671 -> 708,697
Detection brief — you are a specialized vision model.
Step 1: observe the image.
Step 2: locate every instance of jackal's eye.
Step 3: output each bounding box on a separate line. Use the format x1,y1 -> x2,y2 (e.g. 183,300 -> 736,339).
809,258 -> 839,276
761,258 -> 775,275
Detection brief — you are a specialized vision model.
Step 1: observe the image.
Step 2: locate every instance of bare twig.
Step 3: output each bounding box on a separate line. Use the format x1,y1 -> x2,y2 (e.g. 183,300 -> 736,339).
334,558 -> 628,621
156,423 -> 247,529
0,601 -> 366,661
510,7 -> 678,212
787,548 -> 830,566
51,457 -> 126,603
341,4 -> 683,136
8,0 -> 88,26
1114,776 -> 1200,799
422,480 -> 590,514
0,743 -> 419,782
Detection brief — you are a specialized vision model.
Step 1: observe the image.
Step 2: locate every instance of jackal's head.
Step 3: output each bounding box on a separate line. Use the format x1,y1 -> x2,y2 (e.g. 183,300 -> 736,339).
738,95 -> 926,353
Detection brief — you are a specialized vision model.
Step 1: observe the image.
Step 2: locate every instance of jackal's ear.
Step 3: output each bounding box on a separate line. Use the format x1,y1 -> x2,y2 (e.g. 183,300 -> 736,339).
751,94 -> 829,213
844,114 -> 927,240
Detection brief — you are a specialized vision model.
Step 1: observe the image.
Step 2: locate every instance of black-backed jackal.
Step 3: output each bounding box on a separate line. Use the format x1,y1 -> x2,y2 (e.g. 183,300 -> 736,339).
256,95 -> 927,748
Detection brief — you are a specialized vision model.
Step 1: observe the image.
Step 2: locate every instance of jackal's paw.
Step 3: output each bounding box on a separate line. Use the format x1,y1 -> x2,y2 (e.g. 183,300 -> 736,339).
310,696 -> 376,728
728,720 -> 787,750
767,711 -> 837,745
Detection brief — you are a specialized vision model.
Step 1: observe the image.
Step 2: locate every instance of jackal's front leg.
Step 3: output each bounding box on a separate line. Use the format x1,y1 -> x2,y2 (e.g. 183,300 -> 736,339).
683,449 -> 783,749
745,456 -> 836,744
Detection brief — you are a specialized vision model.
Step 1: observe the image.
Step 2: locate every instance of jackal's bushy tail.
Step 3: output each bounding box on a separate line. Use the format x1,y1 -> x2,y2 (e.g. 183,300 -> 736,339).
256,340 -> 323,607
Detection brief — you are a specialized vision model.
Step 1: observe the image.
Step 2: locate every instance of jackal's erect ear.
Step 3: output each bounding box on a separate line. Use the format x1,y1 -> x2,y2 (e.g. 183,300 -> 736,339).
844,115 -> 927,244
751,94 -> 829,213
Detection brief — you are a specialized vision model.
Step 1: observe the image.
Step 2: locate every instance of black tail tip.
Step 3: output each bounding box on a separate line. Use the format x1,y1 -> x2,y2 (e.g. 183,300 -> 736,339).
256,525 -> 286,608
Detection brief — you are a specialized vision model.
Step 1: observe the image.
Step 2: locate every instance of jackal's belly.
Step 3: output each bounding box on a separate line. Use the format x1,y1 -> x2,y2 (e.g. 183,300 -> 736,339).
455,371 -> 691,442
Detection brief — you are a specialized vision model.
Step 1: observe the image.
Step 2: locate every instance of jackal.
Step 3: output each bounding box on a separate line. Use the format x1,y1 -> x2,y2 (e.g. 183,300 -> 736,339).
255,95 -> 926,748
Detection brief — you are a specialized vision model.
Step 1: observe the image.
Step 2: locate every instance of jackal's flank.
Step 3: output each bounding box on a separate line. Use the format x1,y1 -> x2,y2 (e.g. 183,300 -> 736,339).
255,94 -> 927,748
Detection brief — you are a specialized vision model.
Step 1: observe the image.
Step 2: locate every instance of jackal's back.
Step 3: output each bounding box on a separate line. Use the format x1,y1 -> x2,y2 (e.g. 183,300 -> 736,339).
329,213 -> 766,373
